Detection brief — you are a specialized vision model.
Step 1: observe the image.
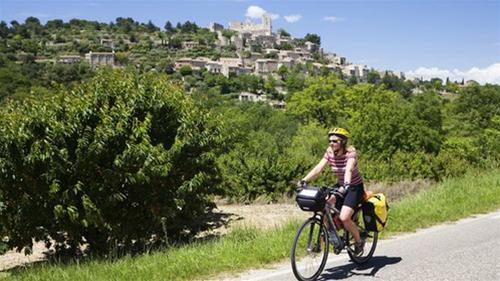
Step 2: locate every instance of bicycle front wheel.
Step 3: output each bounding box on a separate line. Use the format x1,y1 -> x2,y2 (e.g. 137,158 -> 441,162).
291,218 -> 329,281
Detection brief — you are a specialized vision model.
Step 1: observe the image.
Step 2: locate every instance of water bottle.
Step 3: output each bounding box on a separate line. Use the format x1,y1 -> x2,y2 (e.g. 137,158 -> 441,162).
328,230 -> 340,248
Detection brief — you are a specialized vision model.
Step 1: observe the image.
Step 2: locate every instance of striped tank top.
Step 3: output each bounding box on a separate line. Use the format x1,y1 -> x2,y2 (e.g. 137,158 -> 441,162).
323,149 -> 363,185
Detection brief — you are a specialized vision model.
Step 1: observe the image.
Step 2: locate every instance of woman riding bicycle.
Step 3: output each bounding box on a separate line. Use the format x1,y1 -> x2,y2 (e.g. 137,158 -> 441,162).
298,127 -> 365,255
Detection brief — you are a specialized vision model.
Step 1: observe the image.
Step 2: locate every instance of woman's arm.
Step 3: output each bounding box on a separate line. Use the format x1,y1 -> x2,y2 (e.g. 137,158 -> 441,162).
344,157 -> 355,185
302,157 -> 329,182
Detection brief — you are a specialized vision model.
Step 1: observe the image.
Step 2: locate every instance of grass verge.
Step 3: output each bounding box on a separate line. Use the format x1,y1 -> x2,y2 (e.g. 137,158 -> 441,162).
3,169 -> 500,281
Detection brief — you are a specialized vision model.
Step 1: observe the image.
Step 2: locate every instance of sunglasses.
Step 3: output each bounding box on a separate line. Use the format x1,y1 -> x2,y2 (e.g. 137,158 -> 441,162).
328,139 -> 341,144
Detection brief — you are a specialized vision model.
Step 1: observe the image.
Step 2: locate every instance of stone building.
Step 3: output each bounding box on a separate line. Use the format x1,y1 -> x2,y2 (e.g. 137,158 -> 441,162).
229,14 -> 272,36
85,51 -> 114,67
57,55 -> 81,64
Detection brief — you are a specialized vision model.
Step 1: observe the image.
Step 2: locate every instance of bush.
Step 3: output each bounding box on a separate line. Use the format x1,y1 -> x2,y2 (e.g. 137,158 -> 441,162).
0,70 -> 227,256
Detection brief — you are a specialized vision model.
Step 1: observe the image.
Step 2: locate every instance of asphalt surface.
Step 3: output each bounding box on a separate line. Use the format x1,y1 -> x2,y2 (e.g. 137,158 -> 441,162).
219,210 -> 500,281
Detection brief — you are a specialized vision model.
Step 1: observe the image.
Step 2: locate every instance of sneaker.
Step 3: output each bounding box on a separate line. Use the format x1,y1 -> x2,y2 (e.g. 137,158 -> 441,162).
354,239 -> 365,256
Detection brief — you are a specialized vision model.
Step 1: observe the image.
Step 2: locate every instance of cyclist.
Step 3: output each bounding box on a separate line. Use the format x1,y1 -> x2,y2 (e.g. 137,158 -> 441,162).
298,127 -> 365,255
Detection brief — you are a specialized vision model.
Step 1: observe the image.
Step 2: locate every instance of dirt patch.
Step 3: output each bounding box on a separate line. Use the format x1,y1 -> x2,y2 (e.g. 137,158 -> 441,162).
367,179 -> 434,202
210,203 -> 309,233
0,242 -> 46,272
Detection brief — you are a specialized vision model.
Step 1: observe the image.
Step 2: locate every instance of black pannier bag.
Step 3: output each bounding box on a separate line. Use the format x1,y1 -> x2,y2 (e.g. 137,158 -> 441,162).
361,201 -> 378,232
361,193 -> 389,232
296,188 -> 326,212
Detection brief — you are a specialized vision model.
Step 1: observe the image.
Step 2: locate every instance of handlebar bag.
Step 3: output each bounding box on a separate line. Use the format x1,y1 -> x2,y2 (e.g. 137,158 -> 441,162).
296,188 -> 326,212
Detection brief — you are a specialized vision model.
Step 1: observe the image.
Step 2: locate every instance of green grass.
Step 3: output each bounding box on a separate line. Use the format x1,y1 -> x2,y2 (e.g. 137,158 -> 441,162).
383,168 -> 500,235
3,169 -> 500,281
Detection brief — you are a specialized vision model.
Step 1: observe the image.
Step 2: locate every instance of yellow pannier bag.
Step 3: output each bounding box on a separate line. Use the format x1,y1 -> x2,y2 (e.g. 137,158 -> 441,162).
361,193 -> 389,232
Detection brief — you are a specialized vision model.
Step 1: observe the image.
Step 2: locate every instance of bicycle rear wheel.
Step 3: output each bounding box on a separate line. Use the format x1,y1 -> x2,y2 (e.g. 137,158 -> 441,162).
346,211 -> 378,264
291,218 -> 329,281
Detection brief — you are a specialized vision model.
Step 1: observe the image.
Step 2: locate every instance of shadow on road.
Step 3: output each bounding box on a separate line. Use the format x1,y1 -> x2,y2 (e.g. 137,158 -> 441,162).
318,256 -> 402,280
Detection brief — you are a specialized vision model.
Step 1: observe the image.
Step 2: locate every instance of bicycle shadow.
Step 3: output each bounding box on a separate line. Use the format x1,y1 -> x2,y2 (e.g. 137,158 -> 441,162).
318,255 -> 402,280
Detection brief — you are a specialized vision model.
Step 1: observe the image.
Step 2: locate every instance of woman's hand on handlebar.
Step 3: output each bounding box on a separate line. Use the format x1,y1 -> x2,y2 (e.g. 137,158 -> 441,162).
296,179 -> 307,191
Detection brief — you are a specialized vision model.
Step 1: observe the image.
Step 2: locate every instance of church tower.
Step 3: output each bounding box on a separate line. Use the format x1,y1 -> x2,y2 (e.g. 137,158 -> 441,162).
262,14 -> 272,35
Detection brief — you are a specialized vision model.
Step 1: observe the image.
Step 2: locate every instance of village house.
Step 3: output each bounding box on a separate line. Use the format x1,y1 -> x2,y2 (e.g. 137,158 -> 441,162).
278,57 -> 295,69
229,14 -> 272,36
100,38 -> 114,49
85,51 -> 114,67
205,61 -> 222,74
305,41 -> 319,53
174,57 -> 209,71
255,59 -> 278,75
268,100 -> 286,109
56,55 -> 81,64
182,41 -> 199,49
238,92 -> 267,102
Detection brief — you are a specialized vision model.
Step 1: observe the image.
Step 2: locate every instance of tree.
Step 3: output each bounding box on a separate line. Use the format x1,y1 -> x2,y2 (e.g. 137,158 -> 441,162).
45,19 -> 64,30
430,78 -> 443,91
367,70 -> 381,84
411,91 -> 443,133
164,20 -> 174,32
24,17 -> 42,36
145,20 -> 159,33
347,84 -> 442,158
115,17 -> 136,33
452,84 -> 500,131
287,75 -> 347,126
277,28 -> 290,37
0,21 -> 9,38
348,75 -> 358,86
0,70 -> 228,255
278,65 -> 288,81
179,65 -> 193,76
304,33 -> 321,45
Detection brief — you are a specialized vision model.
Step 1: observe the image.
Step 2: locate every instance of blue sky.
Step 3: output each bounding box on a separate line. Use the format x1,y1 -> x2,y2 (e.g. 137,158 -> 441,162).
1,0 -> 499,83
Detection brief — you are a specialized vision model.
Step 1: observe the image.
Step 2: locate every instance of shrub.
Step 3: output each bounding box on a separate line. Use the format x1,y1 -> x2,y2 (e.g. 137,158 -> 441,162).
0,69 -> 227,256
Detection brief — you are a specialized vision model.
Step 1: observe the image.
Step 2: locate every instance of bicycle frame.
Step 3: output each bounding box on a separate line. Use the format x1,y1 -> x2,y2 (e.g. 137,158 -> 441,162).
309,202 -> 361,254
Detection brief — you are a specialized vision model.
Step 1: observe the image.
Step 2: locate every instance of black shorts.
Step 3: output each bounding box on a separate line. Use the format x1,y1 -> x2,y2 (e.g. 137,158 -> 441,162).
334,183 -> 365,210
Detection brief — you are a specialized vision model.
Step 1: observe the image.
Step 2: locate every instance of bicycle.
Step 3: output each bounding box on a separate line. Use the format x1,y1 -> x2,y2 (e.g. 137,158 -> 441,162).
291,185 -> 378,281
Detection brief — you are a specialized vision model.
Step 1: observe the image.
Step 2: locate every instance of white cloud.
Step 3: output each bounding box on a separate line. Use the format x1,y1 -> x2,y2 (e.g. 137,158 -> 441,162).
406,63 -> 500,85
323,16 -> 343,22
268,13 -> 280,20
284,14 -> 302,23
245,5 -> 279,20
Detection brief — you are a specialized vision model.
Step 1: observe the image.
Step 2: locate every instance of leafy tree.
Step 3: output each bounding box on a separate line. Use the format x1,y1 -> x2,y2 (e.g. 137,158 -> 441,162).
179,65 -> 193,76
304,33 -> 321,45
0,70 -> 228,255
367,70 -> 381,84
45,19 -> 64,30
278,64 -> 288,80
348,84 -> 441,158
277,28 -> 291,37
411,91 -> 443,133
0,21 -> 9,38
287,75 -> 347,126
452,84 -> 500,131
145,20 -> 159,33
164,20 -> 174,32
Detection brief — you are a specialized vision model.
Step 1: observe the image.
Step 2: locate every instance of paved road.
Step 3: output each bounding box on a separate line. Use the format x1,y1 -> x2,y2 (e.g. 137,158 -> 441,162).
220,210 -> 500,281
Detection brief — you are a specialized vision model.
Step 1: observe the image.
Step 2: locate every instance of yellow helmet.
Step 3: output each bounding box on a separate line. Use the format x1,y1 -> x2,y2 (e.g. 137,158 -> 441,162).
328,127 -> 351,139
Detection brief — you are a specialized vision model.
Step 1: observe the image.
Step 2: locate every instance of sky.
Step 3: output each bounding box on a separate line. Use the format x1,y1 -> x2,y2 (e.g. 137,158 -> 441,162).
1,0 -> 499,83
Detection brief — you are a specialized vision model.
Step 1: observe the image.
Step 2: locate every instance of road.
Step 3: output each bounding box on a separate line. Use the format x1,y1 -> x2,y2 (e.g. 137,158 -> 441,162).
219,210 -> 500,281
